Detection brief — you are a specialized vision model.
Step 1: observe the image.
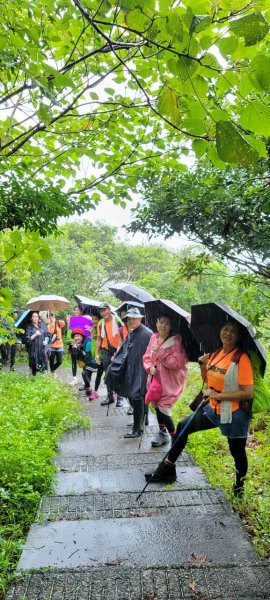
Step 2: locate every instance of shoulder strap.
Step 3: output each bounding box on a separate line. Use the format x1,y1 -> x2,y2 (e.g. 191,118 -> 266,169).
231,348 -> 244,364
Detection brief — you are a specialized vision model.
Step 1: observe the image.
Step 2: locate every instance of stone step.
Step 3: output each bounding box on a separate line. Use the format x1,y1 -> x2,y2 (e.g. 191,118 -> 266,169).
52,465 -> 210,495
37,487 -> 232,522
53,450 -> 195,471
8,565 -> 270,600
58,427 -> 177,456
17,513 -> 257,571
80,404 -> 157,429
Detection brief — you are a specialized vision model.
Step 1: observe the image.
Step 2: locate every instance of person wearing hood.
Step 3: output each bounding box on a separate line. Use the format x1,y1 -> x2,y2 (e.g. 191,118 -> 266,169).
106,307 -> 152,438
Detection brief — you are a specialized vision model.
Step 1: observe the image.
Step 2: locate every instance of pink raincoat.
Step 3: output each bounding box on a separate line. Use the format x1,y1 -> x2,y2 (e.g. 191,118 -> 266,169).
143,333 -> 188,409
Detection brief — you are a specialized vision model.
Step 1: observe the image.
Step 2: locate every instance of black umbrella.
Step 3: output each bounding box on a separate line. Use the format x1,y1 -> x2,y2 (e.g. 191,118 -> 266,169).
191,302 -> 267,375
109,282 -> 155,303
115,300 -> 145,317
144,299 -> 200,362
74,295 -> 116,314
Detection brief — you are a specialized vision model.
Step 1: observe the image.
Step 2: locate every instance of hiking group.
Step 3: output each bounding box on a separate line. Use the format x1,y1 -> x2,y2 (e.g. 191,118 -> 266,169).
6,294 -> 268,500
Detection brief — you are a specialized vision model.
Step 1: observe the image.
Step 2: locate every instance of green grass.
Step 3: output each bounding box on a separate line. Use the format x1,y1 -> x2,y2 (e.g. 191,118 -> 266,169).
0,370 -> 88,598
172,365 -> 270,560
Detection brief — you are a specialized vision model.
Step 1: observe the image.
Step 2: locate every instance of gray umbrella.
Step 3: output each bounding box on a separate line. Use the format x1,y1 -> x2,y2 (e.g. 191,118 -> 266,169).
109,282 -> 155,303
144,299 -> 200,362
191,302 -> 267,375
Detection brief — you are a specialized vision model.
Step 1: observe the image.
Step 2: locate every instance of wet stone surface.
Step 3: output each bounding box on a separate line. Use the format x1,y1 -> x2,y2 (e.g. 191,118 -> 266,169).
18,513 -> 258,570
7,367 -> 270,599
7,565 -> 270,600
53,450 -> 195,471
37,488 -> 232,522
57,427 -> 195,456
52,465 -> 209,495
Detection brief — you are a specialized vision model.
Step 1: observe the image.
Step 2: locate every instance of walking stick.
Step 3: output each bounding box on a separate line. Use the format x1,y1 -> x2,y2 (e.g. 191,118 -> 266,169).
136,397 -> 208,502
138,405 -> 148,450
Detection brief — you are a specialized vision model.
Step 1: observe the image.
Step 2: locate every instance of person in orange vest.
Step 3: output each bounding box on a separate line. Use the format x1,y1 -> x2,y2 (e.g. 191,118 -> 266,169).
48,312 -> 65,377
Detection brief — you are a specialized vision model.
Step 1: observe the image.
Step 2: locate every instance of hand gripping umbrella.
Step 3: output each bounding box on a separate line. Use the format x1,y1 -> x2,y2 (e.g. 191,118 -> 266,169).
144,299 -> 200,362
136,395 -> 208,501
109,282 -> 155,303
191,302 -> 267,375
26,295 -> 70,311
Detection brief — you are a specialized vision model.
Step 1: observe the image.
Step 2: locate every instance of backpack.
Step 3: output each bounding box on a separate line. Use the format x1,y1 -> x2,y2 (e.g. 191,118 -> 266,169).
230,349 -> 270,414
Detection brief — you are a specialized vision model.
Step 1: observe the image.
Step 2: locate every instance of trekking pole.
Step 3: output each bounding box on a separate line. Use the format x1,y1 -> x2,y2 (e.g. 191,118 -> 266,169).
136,397 -> 208,502
138,407 -> 147,450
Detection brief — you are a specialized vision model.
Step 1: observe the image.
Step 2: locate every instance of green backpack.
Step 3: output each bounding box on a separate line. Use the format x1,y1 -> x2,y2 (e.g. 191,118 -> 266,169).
247,351 -> 270,414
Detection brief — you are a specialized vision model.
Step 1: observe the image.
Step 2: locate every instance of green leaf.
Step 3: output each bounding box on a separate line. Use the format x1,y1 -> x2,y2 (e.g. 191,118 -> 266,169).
37,104 -> 52,126
175,57 -> 198,82
182,118 -> 206,135
249,55 -> 270,91
157,88 -> 180,127
239,102 -> 270,137
217,36 -> 238,57
192,138 -> 209,158
165,13 -> 183,41
216,121 -> 259,167
230,12 -> 269,47
126,8 -> 151,31
190,15 -> 212,34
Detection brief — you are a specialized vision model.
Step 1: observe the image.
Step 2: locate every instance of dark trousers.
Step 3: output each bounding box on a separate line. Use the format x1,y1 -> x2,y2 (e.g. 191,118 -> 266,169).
50,349 -> 63,372
130,395 -> 145,433
82,363 -> 104,390
168,407 -> 248,483
101,349 -> 115,400
156,406 -> 175,434
0,344 -> 8,366
71,354 -> 77,377
10,344 -> 16,368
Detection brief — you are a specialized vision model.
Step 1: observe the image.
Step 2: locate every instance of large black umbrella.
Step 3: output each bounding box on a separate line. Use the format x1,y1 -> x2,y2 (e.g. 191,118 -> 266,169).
191,302 -> 267,375
74,295 -> 102,312
109,282 -> 155,303
144,299 -> 200,362
115,300 -> 145,317
74,295 -> 116,313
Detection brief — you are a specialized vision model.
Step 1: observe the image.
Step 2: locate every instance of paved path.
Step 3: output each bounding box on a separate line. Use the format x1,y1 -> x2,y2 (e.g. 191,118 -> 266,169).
7,369 -> 270,599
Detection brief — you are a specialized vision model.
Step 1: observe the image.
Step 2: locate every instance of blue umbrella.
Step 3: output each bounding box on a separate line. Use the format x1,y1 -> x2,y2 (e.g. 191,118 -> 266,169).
14,310 -> 31,329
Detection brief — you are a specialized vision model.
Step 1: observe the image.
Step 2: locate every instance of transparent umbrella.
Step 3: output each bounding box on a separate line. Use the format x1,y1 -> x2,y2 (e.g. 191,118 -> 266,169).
26,295 -> 70,311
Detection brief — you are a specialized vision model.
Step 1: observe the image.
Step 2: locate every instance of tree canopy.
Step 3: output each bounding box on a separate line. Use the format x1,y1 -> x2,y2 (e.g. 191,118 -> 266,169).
1,0 -> 270,212
128,160 -> 270,279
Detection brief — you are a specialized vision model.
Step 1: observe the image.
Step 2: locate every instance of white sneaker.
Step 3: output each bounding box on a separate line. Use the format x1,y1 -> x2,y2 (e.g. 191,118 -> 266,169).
69,376 -> 78,386
151,430 -> 171,447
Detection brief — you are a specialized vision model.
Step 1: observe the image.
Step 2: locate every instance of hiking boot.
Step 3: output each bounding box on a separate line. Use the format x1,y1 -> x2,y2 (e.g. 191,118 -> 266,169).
124,429 -> 143,438
151,430 -> 170,447
233,481 -> 245,498
144,461 -> 176,483
100,397 -> 115,406
89,391 -> 99,400
116,396 -> 123,407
